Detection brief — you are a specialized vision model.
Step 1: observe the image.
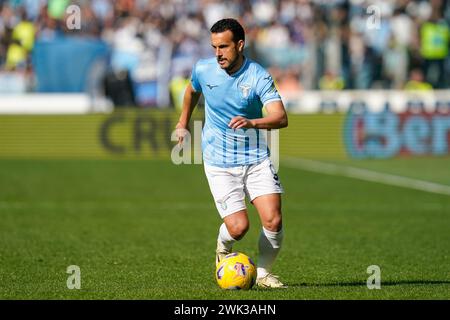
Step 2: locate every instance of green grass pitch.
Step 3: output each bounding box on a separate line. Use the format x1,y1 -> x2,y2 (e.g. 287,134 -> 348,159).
0,158 -> 449,299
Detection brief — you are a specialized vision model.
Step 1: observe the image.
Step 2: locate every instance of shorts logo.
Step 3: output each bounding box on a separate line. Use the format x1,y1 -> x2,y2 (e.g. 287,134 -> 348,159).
270,164 -> 281,187
217,195 -> 230,211
274,174 -> 281,188
240,84 -> 251,98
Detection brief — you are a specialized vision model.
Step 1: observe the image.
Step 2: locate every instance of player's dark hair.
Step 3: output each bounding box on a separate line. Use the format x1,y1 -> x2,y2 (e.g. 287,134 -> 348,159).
210,18 -> 245,43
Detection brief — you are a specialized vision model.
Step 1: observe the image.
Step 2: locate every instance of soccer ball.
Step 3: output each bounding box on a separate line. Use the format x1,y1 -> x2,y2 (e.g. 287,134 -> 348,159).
215,252 -> 257,290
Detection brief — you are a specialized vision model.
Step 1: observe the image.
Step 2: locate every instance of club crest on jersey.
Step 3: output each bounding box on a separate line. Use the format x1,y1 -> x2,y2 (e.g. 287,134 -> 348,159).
239,84 -> 251,98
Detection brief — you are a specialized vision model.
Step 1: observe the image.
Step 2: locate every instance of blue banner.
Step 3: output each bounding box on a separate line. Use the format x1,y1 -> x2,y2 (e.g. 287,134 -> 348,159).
32,37 -> 110,92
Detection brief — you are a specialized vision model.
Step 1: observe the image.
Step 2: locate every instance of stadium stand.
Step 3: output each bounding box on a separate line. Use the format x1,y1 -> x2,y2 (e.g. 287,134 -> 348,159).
0,0 -> 449,107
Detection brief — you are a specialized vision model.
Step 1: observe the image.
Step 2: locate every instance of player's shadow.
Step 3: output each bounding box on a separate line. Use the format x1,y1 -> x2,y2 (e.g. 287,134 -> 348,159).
289,280 -> 450,288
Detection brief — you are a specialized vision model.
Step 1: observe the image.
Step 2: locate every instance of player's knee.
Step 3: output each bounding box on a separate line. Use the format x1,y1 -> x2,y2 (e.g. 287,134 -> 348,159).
263,213 -> 282,232
228,220 -> 249,240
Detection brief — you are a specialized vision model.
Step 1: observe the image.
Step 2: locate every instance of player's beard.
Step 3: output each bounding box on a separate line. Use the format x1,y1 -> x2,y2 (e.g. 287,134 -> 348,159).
222,53 -> 241,74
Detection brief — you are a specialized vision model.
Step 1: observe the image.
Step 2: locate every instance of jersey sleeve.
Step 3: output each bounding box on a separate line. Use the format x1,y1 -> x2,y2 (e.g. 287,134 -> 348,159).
190,62 -> 202,93
256,70 -> 281,106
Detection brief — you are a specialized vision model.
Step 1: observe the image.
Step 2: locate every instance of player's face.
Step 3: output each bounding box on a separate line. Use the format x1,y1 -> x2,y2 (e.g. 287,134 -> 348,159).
211,30 -> 244,72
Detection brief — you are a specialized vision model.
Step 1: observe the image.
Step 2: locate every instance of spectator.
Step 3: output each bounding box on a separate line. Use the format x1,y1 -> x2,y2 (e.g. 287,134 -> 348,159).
419,2 -> 449,88
404,68 -> 433,91
5,38 -> 27,70
319,70 -> 345,90
12,8 -> 35,51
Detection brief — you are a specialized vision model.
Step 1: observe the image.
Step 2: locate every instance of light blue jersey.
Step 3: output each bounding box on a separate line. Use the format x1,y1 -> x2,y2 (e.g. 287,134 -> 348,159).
191,57 -> 281,167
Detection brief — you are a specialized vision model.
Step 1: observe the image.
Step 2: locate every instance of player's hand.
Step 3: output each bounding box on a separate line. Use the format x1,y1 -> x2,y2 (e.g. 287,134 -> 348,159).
228,116 -> 256,130
175,122 -> 190,146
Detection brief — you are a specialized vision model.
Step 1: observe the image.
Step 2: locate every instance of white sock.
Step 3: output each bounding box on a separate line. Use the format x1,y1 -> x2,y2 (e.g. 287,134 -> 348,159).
218,223 -> 236,251
257,227 -> 284,278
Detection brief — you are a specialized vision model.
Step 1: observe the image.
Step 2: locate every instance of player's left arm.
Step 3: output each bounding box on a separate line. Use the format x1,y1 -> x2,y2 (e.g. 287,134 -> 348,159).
228,100 -> 288,130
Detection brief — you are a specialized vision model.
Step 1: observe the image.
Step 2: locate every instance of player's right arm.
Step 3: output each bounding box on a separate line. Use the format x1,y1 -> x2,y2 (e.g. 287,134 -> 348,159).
176,82 -> 202,145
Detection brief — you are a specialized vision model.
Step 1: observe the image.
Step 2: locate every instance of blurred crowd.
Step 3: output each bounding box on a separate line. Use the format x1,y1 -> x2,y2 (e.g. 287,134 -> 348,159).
0,0 -> 449,106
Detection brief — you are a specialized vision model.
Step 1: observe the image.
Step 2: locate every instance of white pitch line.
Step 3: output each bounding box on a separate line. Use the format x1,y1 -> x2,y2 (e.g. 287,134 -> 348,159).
282,157 -> 450,196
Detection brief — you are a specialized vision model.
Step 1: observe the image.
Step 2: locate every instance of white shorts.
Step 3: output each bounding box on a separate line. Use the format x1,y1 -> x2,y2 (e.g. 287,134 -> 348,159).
204,158 -> 284,219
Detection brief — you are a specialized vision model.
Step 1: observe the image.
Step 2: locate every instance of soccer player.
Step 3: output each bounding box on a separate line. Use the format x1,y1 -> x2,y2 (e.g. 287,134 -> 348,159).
176,18 -> 288,288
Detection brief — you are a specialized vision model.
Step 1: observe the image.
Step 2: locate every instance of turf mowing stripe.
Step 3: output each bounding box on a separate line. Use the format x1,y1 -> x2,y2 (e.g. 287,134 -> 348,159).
282,157 -> 450,196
